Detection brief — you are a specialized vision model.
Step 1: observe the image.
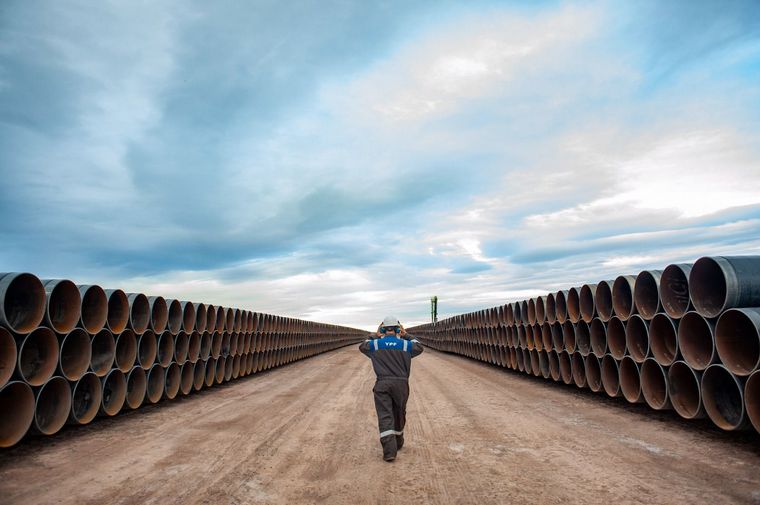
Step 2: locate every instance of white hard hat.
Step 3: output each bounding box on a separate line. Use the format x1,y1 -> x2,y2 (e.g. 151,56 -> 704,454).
381,315 -> 400,327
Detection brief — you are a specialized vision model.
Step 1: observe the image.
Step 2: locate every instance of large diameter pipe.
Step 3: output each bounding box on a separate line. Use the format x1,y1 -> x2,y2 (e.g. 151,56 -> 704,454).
193,360 -> 206,391
146,364 -> 164,404
205,305 -> 216,333
575,320 -> 591,356
690,256 -> 760,318
715,308 -> 760,376
78,285 -> 107,334
589,318 -> 607,356
634,270 -> 663,320
559,351 -> 572,385
607,316 -> 626,360
679,311 -> 717,370
104,289 -> 129,334
188,331 -> 201,363
200,331 -> 212,361
181,301 -> 196,333
156,331 -> 175,367
17,326 -> 59,386
205,358 -> 216,387
164,362 -> 181,400
114,329 -> 137,373
571,352 -> 586,388
225,308 -> 234,333
668,361 -> 705,419
579,284 -> 597,323
68,372 -> 101,425
0,381 -> 34,447
536,296 -> 546,325
650,313 -> 679,366
100,368 -> 126,416
595,280 -> 614,322
174,331 -> 189,363
625,314 -> 650,363
127,293 -> 150,335
147,296 -> 168,334
545,293 -> 556,324
125,366 -> 146,410
180,362 -> 194,395
224,355 -> 234,381
215,306 -> 226,332
641,358 -> 671,410
137,330 -> 157,370
660,263 -> 693,319
166,299 -> 183,335
33,376 -> 72,436
0,328 -> 16,388
612,275 -> 637,321
701,364 -> 748,431
619,356 -> 644,403
194,303 -> 207,334
745,370 -> 760,434
58,328 -> 91,381
555,291 -> 568,324
585,353 -> 602,392
562,321 -> 575,353
90,329 -> 115,377
215,357 -> 225,384
601,354 -> 622,397
567,287 -> 581,324
0,272 -> 46,334
42,279 -> 81,334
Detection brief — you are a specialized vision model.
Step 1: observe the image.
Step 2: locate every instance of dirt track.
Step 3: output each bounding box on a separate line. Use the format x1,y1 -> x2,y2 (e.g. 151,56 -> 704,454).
2,347 -> 760,504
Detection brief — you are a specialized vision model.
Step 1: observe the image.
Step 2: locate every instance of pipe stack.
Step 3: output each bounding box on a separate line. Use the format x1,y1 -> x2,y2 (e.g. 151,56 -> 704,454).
0,273 -> 365,448
408,255 -> 760,436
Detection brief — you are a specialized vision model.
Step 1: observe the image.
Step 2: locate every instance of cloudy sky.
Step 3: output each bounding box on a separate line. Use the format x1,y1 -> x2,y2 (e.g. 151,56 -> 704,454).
1,1 -> 759,330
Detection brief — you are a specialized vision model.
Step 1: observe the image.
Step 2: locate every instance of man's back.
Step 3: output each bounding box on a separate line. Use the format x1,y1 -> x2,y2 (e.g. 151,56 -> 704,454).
359,335 -> 423,380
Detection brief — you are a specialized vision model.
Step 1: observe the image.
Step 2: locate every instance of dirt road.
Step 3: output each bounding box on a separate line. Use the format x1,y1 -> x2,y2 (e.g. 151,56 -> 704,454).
1,347 -> 760,504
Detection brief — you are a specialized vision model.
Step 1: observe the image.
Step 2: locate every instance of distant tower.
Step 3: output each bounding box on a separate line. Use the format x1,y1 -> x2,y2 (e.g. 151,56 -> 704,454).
431,296 -> 438,324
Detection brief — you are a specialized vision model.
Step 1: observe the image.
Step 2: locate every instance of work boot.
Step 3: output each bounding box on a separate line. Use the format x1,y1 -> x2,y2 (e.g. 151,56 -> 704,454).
381,434 -> 397,461
396,434 -> 404,450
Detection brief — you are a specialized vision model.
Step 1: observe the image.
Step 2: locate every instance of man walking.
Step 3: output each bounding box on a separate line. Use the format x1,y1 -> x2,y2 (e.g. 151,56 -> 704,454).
359,315 -> 423,462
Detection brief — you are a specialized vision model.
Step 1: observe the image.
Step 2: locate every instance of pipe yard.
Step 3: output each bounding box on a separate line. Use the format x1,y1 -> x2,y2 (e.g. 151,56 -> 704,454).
2,257 -> 760,503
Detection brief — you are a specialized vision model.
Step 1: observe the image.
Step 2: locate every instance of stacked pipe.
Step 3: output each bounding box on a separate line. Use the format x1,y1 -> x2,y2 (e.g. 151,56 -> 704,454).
408,255 -> 760,436
0,273 -> 365,448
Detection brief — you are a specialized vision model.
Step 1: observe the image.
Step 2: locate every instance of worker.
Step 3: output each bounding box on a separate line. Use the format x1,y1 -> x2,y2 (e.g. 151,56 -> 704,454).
359,315 -> 424,462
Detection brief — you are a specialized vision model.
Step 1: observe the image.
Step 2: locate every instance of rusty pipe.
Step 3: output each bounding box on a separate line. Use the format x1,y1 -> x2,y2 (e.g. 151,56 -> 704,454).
567,287 -> 581,324
601,354 -> 622,397
137,330 -> 157,370
701,364 -> 748,431
555,290 -> 569,324
660,263 -> 693,319
580,284 -> 597,323
625,315 -> 650,363
127,293 -> 150,335
0,328 -> 16,388
715,308 -> 760,376
668,360 -> 705,419
536,296 -> 546,324
546,293 -> 556,324
188,331 -> 201,363
174,331 -> 189,363
215,306 -> 226,332
548,350 -> 560,381
204,358 -> 216,387
649,313 -> 679,366
575,320 -> 591,356
163,362 -> 180,400
58,328 -> 91,381
147,296 -> 168,334
690,256 -> 760,318
572,352 -> 587,388
68,372 -> 101,425
156,331 -> 175,367
193,360 -> 205,391
225,308 -> 234,333
0,381 -> 34,447
180,362 -> 194,395
200,331 -> 212,361
678,311 -> 717,371
78,285 -> 107,335
585,352 -> 602,392
559,350 -> 572,385
17,326 -> 59,386
744,370 -> 760,434
211,331 -> 222,359
114,329 -> 137,373
619,356 -> 644,403
146,364 -> 164,404
612,275 -> 637,321
42,279 -> 81,334
100,368 -> 126,416
606,316 -> 627,360
104,289 -> 130,334
634,270 -> 663,320
527,299 -> 537,325
589,318 -> 607,356
33,376 -> 71,435
641,358 -> 671,410
205,305 -> 216,333
595,280 -> 614,322
90,329 -> 115,377
0,272 -> 46,334
562,321 -> 576,353
166,299 -> 183,335
180,301 -> 196,333
194,303 -> 207,334
215,357 -> 225,384
125,366 -> 146,409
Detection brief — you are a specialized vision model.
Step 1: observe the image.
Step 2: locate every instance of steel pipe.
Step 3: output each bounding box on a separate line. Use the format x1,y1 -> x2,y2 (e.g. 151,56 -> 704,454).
164,362 -> 180,400
579,283 -> 597,323
589,318 -> 607,356
68,372 -> 101,425
225,308 -> 234,332
78,285 -> 107,335
536,296 -> 546,324
575,320 -> 591,356
550,322 -> 563,352
33,376 -> 71,435
527,299 -> 536,325
595,280 -> 614,322
194,303 -> 207,334
562,321 -> 575,353
567,287 -> 581,324
515,347 -> 525,372
679,311 -> 717,370
744,370 -> 760,434
114,329 -> 137,373
715,308 -> 760,376
211,332 -> 222,359
641,358 -> 671,410
174,331 -> 189,363
206,305 -> 217,333
559,351 -> 572,385
105,289 -> 130,334
0,328 -> 16,388
585,352 -> 602,392
100,368 -> 126,416
701,364 -> 748,431
180,362 -> 194,395
601,354 -> 621,397
146,364 -> 164,404
205,358 -> 216,387
215,306 -> 226,332
546,293 -> 556,324
125,366 -> 146,409
90,329 -> 115,377
538,350 -> 550,379
215,357 -> 225,384
0,381 -> 34,447
607,316 -> 626,360
156,331 -> 175,367
166,299 -> 183,335
224,355 -> 234,381
0,272 -> 46,334
571,352 -> 586,388
200,331 -> 212,361
668,361 -> 705,419
58,328 -> 91,381
17,326 -> 59,386
625,314 -> 650,363
660,263 -> 693,319
690,256 -> 760,318
127,293 -> 150,335
180,301 -> 196,333
555,291 -> 568,324
147,296 -> 168,334
612,275 -> 637,321
137,330 -> 157,370
193,360 -> 205,391
42,279 -> 81,334
649,313 -> 679,366
634,270 -> 663,320
619,356 -> 644,403
188,331 -> 201,363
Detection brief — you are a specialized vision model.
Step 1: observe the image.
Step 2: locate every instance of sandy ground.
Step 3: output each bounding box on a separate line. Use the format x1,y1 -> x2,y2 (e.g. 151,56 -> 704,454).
2,347 -> 760,504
